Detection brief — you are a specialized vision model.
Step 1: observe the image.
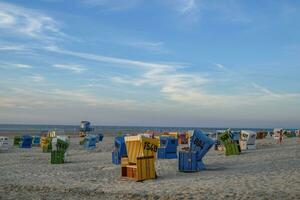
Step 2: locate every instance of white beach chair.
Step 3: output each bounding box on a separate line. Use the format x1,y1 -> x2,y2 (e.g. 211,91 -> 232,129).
240,130 -> 257,150
0,136 -> 9,151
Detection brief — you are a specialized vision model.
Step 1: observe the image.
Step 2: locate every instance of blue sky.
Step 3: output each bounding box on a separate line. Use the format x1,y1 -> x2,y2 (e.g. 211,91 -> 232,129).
0,0 -> 299,128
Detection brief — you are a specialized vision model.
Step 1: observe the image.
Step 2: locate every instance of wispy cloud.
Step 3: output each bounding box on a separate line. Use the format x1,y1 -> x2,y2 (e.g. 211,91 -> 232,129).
167,0 -> 198,15
0,11 -> 15,25
43,46 -> 227,105
51,89 -> 100,106
45,45 -> 179,69
0,87 -> 162,112
0,2 -> 64,41
43,45 -> 300,106
215,63 -> 225,69
14,64 -> 33,69
180,0 -> 197,14
0,88 -> 65,109
111,62 -> 216,105
30,74 -> 45,82
251,83 -> 300,98
112,63 -> 300,106
53,64 -> 86,74
49,89 -> 145,109
165,0 -> 200,22
252,83 -> 278,97
0,44 -> 26,51
163,0 -> 253,24
0,62 -> 33,69
125,41 -> 169,54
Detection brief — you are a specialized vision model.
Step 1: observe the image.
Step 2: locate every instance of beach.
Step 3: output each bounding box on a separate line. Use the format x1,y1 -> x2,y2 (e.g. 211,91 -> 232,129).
1,1 -> 299,199
0,136 -> 299,200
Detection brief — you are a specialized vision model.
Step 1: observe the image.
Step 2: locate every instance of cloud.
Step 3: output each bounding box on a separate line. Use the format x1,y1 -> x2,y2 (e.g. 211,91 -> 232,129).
112,67 -> 176,86
51,89 -> 140,108
46,47 -> 209,106
111,63 -> 216,105
53,64 -> 86,74
252,83 -> 278,97
30,74 -> 45,82
51,89 -> 100,106
0,44 -> 26,51
0,11 -> 15,25
0,62 -> 33,69
43,46 -> 227,106
44,45 -> 300,107
0,2 -> 64,41
215,63 -> 225,69
110,67 -> 243,107
0,96 -> 29,109
251,83 -> 300,99
164,0 -> 252,24
166,0 -> 198,15
45,45 -> 180,70
125,41 -> 169,54
13,64 -> 33,69
0,88 -> 62,109
165,0 -> 200,22
111,63 -> 300,106
180,0 -> 197,14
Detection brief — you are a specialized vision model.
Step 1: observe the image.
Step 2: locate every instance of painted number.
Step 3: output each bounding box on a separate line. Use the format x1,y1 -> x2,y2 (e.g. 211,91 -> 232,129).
144,142 -> 158,152
194,138 -> 204,149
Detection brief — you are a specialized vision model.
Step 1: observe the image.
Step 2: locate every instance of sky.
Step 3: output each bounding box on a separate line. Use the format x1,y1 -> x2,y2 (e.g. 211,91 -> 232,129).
0,0 -> 299,128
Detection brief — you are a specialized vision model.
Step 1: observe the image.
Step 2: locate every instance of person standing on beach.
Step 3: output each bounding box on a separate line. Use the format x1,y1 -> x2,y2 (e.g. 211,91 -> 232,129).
279,130 -> 283,144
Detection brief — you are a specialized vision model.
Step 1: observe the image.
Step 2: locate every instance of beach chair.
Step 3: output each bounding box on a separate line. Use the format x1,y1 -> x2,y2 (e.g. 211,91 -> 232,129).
96,133 -> 104,142
32,136 -> 41,147
256,131 -> 267,139
41,136 -> 52,153
47,130 -> 56,138
50,137 -> 70,164
20,135 -> 33,148
0,136 -> 9,151
121,135 -> 159,181
13,136 -> 21,146
178,133 -> 188,144
84,135 -> 97,150
240,130 -> 256,150
219,130 -> 241,156
157,136 -> 178,159
178,130 -> 214,172
112,136 -> 127,165
79,121 -> 94,137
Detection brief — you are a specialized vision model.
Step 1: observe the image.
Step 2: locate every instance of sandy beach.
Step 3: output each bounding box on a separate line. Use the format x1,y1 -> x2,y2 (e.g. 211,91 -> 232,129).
1,0 -> 299,199
0,136 -> 299,200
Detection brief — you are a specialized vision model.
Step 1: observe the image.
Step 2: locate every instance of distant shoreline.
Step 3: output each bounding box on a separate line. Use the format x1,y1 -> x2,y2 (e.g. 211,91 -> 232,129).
0,123 -> 289,129
0,124 -> 292,137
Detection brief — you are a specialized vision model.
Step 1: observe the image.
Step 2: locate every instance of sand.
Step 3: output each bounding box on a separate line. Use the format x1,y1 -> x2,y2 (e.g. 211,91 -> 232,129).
0,136 -> 299,200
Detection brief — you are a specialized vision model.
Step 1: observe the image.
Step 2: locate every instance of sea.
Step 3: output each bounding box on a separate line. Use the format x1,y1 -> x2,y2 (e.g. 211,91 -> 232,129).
0,124 -> 282,137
